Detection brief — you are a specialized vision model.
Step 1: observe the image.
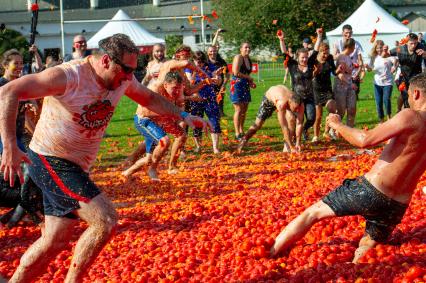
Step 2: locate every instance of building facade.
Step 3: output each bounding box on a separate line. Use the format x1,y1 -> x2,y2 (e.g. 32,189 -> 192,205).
0,0 -> 217,58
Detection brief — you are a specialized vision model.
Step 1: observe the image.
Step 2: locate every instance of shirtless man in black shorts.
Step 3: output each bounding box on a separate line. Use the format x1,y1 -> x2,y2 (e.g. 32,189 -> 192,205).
271,73 -> 426,263
236,85 -> 304,154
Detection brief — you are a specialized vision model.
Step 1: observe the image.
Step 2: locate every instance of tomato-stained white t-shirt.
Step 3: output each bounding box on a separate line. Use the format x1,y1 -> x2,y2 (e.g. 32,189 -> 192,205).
30,58 -> 136,172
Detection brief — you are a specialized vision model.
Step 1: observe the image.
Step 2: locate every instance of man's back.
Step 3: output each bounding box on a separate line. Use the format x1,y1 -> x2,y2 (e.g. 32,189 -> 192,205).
366,109 -> 426,203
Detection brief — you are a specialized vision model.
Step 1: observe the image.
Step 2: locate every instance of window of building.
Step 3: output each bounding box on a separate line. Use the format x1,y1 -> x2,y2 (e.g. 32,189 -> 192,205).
195,34 -> 201,44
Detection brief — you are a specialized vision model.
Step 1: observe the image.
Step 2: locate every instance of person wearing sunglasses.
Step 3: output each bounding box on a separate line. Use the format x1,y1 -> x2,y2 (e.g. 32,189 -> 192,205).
0,33 -> 210,282
64,34 -> 91,62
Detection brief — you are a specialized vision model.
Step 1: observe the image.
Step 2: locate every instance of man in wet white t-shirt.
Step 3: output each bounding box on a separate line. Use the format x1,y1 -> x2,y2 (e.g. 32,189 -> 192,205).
0,33 -> 209,283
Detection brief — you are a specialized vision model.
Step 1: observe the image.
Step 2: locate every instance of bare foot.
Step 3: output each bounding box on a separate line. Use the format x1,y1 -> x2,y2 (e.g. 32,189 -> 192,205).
121,169 -> 132,178
235,139 -> 246,154
148,167 -> 161,181
282,143 -> 291,153
167,168 -> 179,175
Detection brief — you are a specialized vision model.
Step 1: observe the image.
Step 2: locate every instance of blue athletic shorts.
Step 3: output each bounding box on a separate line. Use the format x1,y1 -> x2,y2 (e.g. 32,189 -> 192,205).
27,149 -> 101,218
134,115 -> 167,153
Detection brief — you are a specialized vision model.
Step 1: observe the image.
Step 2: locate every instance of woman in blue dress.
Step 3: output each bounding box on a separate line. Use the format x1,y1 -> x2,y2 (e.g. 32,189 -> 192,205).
230,42 -> 255,140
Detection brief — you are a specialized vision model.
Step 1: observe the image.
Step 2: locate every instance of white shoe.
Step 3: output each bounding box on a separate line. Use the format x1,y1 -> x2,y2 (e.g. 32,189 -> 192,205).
311,136 -> 319,143
329,129 -> 337,140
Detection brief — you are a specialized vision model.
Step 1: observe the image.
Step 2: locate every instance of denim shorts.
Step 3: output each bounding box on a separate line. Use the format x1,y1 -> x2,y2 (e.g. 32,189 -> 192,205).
134,115 -> 167,153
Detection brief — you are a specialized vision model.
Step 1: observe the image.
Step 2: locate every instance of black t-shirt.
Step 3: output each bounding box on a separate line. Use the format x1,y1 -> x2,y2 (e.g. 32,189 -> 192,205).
0,77 -> 26,140
311,51 -> 336,94
390,44 -> 424,81
286,54 -> 315,99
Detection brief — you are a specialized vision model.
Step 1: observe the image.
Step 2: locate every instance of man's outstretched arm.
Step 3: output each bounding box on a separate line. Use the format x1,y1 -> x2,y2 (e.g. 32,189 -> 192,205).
327,110 -> 416,148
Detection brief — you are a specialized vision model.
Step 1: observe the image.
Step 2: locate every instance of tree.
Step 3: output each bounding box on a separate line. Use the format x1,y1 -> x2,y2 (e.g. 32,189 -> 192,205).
0,28 -> 30,58
212,0 -> 363,53
165,35 -> 183,59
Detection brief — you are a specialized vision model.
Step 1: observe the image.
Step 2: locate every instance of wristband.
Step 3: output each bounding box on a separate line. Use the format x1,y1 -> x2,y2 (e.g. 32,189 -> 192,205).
180,111 -> 190,120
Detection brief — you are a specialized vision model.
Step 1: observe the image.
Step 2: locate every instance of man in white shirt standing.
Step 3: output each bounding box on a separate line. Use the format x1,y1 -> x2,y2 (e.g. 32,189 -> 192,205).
333,24 -> 365,100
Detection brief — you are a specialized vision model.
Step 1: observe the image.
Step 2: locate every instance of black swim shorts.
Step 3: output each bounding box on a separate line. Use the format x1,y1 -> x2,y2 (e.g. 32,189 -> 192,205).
322,176 -> 408,242
27,149 -> 101,218
256,95 -> 276,121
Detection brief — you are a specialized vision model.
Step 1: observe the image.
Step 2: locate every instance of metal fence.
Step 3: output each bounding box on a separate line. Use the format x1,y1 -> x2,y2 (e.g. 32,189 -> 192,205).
255,61 -> 285,82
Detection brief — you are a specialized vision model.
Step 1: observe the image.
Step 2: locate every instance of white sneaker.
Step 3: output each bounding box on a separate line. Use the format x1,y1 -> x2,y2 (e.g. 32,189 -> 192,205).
311,136 -> 319,143
329,129 -> 337,140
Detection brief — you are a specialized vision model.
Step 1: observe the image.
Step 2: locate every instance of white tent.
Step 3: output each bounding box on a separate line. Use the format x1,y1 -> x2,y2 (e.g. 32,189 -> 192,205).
326,0 -> 409,58
87,9 -> 165,50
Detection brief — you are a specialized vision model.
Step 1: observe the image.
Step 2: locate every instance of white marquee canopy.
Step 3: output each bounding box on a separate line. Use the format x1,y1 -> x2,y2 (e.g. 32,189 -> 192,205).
87,9 -> 165,49
326,0 -> 409,57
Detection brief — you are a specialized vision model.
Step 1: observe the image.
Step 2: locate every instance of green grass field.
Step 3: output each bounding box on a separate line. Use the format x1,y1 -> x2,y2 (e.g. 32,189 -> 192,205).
97,71 -> 400,166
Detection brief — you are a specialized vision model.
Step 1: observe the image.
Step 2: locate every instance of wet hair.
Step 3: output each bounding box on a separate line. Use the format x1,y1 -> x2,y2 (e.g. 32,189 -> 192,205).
164,71 -> 183,84
153,43 -> 165,50
1,49 -> 22,67
193,51 -> 208,65
240,42 -> 250,49
343,38 -> 355,49
296,48 -> 309,58
98,33 -> 139,61
408,33 -> 419,41
409,73 -> 426,96
175,45 -> 192,57
342,24 -> 352,31
370,40 -> 384,58
290,93 -> 302,105
318,43 -> 330,53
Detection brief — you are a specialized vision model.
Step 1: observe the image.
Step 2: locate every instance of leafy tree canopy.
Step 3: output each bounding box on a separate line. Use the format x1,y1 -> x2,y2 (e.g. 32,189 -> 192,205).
212,0 -> 363,54
0,28 -> 31,61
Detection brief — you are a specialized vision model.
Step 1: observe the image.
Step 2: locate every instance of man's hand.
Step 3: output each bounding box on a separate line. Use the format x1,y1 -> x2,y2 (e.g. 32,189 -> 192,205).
29,44 -> 38,53
416,48 -> 424,56
316,28 -> 323,36
0,144 -> 31,187
184,115 -> 212,136
186,62 -> 208,79
277,30 -> 285,40
326,113 -> 342,129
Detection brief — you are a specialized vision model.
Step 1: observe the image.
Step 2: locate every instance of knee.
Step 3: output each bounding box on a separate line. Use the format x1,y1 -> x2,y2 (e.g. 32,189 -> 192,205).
97,210 -> 118,234
159,136 -> 170,148
359,234 -> 376,247
43,234 -> 70,252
